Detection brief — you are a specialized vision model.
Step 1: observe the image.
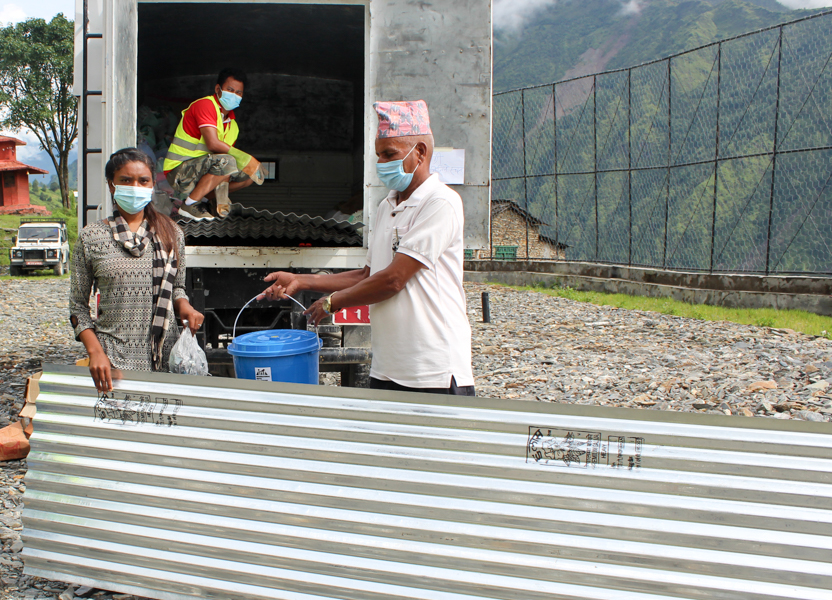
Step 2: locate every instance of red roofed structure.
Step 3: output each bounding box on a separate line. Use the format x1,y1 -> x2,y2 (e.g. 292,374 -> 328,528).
0,136 -> 51,215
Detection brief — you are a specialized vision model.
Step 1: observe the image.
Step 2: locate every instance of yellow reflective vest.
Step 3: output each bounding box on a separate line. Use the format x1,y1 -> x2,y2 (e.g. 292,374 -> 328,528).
163,95 -> 240,172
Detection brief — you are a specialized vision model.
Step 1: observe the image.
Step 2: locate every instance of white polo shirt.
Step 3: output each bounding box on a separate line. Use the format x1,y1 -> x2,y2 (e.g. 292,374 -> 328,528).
365,174 -> 474,388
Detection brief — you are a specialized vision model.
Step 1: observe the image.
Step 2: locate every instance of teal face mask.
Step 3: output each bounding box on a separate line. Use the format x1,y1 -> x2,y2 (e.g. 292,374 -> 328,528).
376,144 -> 417,192
113,185 -> 153,215
219,90 -> 242,111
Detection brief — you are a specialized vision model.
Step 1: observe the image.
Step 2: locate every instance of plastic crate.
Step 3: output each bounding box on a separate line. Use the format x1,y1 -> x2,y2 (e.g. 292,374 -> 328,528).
493,245 -> 518,260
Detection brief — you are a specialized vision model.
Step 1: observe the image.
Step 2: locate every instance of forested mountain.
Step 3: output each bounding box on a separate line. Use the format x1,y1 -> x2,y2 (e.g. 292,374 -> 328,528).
491,0 -> 832,275
494,0 -> 825,92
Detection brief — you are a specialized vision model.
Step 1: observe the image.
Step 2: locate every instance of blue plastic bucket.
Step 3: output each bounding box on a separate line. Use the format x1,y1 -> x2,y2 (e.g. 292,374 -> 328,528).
227,329 -> 322,384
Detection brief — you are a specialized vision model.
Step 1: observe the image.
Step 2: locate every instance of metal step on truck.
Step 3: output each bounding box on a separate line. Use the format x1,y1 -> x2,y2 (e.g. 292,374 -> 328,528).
75,0 -> 491,385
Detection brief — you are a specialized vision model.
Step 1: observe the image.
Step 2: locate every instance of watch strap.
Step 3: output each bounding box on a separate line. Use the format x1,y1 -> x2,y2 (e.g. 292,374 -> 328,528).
323,293 -> 336,315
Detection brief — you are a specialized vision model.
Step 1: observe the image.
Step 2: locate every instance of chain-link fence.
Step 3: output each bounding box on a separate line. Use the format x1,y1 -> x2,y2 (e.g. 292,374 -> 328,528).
492,9 -> 832,275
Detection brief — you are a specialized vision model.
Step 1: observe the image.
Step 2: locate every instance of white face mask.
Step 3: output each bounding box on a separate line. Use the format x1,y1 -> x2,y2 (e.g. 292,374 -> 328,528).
376,144 -> 417,192
218,90 -> 242,111
113,185 -> 153,214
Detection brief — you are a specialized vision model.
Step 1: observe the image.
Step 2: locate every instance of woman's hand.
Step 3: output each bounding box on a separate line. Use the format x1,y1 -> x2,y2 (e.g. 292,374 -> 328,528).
177,301 -> 204,334
78,329 -> 116,392
89,349 -> 113,393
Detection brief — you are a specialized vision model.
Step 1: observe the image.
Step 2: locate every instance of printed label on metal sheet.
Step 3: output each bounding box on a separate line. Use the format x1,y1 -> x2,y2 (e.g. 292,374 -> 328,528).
94,393 -> 182,426
527,427 -> 644,469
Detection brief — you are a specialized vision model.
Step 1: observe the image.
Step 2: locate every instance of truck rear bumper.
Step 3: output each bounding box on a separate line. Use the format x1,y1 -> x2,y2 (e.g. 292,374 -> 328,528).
185,246 -> 367,270
11,259 -> 60,267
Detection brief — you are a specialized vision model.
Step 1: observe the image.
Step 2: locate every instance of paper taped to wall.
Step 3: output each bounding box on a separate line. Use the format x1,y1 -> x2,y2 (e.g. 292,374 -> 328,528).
430,148 -> 465,185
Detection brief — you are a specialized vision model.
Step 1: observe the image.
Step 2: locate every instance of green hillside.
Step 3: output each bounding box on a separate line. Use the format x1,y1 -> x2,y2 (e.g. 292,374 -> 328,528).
491,0 -> 832,274
494,0 -> 823,92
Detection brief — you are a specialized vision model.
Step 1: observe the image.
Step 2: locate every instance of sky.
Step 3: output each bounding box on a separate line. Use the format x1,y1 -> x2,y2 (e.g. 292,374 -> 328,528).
778,0 -> 832,6
493,0 -> 832,31
0,0 -> 73,24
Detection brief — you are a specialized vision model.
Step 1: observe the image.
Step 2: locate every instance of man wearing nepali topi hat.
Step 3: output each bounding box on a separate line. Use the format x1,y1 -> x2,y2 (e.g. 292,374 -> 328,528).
259,100 -> 474,395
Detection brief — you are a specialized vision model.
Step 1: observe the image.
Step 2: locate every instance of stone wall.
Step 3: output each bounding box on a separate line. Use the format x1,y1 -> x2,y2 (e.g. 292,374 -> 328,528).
490,210 -> 564,259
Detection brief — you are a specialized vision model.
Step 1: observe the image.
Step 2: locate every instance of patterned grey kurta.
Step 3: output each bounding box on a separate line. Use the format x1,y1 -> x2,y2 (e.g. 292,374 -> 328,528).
69,220 -> 188,372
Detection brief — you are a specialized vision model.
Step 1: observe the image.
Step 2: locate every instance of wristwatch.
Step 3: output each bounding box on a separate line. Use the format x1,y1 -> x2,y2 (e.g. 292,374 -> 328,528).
322,293 -> 336,315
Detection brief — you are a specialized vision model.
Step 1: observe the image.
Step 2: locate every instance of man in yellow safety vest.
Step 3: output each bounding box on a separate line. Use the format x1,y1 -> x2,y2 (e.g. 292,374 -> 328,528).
163,68 -> 263,219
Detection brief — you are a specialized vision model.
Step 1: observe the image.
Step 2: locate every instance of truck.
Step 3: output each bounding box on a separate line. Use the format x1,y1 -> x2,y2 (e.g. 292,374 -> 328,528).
76,0 -> 492,384
8,218 -> 71,276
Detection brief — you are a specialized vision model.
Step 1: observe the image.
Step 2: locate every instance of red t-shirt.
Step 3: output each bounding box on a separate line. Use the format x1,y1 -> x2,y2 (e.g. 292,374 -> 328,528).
181,97 -> 236,141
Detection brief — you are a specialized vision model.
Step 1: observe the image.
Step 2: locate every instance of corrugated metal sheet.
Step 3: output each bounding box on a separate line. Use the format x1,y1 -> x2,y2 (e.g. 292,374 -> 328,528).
178,203 -> 363,246
231,184 -> 352,217
23,364 -> 832,600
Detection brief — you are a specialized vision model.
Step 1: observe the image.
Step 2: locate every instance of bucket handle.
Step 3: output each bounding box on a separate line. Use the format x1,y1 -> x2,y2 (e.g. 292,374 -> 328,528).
233,294 -> 309,340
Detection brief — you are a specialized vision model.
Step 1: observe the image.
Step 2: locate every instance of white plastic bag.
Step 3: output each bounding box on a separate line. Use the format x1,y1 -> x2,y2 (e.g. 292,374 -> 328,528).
169,326 -> 209,376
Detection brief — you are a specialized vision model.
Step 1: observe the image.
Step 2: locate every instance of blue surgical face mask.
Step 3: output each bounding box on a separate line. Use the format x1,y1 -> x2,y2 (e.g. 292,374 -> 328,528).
376,144 -> 417,192
218,90 -> 242,111
113,185 -> 153,215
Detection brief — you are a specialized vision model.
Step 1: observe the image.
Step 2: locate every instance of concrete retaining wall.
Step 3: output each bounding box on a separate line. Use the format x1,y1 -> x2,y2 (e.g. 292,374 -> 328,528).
464,261 -> 832,316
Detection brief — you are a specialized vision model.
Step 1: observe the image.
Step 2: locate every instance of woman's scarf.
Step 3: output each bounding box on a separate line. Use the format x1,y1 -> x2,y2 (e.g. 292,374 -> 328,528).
107,213 -> 178,370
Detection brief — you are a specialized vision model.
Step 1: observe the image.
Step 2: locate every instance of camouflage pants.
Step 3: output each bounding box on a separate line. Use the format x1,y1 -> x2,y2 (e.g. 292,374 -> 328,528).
166,154 -> 250,199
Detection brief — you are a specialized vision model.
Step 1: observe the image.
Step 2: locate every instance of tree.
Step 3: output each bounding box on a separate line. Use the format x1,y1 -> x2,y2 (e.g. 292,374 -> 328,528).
31,179 -> 39,191
49,179 -> 59,192
0,15 -> 77,209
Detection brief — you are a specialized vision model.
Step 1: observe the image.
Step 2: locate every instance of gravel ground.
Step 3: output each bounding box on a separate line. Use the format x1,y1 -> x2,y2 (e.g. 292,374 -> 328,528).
466,282 -> 832,418
1,277 -> 85,600
1,277 -> 831,599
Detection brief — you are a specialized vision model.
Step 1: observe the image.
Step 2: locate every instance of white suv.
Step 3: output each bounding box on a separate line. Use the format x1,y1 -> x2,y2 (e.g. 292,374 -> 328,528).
9,219 -> 71,276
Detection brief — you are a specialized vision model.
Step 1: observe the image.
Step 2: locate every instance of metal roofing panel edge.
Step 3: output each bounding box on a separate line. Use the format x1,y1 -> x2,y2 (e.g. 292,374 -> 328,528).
21,364 -> 832,600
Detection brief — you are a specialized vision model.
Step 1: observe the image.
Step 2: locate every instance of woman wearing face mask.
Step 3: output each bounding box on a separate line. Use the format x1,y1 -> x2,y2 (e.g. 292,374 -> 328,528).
70,147 -> 204,392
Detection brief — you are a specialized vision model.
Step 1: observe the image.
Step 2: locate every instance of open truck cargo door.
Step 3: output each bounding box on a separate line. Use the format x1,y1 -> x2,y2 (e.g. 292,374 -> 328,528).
22,364 -> 832,600
76,0 -> 491,250
75,0 -> 137,227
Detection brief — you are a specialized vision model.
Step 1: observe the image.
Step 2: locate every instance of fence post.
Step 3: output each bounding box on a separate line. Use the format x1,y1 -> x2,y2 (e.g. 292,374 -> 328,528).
593,75 -> 599,262
553,83 -> 559,259
520,89 -> 529,260
664,58 -> 671,269
765,27 -> 784,275
709,43 -> 722,274
627,68 -> 632,267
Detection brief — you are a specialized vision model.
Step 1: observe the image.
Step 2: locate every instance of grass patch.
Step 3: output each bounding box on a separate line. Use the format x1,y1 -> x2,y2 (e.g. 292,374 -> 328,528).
508,283 -> 832,339
0,273 -> 70,281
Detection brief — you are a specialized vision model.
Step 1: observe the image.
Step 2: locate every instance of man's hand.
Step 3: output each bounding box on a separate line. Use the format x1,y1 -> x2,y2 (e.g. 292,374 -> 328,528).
293,256 -> 423,325
259,271 -> 301,301
304,296 -> 331,326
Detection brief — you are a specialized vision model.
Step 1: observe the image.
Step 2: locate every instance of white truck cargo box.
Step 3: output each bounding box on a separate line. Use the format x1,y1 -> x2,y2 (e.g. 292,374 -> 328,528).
74,0 -> 492,257
73,0 -> 492,378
